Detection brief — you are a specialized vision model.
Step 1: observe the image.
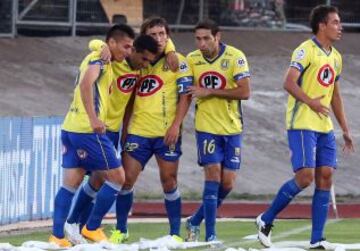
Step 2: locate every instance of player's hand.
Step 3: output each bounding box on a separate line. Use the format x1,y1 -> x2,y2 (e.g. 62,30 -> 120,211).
165,51 -> 179,72
100,45 -> 111,63
90,118 -> 106,134
187,86 -> 211,98
307,95 -> 330,118
342,131 -> 355,154
164,124 -> 180,146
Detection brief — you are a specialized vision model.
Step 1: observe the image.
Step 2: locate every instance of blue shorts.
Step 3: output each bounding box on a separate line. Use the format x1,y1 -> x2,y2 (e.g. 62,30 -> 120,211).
123,134 -> 182,169
106,130 -> 121,151
61,130 -> 121,171
196,131 -> 242,170
287,130 -> 336,172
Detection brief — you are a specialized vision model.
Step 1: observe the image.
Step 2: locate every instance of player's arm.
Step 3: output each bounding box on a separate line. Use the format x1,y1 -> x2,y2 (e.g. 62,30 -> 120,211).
165,38 -> 179,72
80,64 -> 106,134
283,67 -> 329,117
88,39 -> 111,62
121,90 -> 136,145
164,76 -> 193,146
331,81 -> 354,153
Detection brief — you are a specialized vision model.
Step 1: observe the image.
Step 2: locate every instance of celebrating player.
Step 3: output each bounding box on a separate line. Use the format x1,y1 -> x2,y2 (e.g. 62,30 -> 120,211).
185,20 -> 251,242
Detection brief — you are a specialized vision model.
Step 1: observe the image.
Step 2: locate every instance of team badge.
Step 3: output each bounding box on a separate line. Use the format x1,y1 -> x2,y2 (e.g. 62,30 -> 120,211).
77,149 -> 88,159
137,75 -> 164,96
61,145 -> 67,155
165,144 -> 178,157
317,64 -> 335,87
295,48 -> 305,61
220,59 -> 229,70
234,147 -> 241,156
199,71 -> 226,89
117,74 -> 139,93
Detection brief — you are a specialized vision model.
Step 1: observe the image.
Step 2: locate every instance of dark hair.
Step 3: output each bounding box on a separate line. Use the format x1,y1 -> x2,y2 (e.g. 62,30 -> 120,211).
310,5 -> 339,34
106,24 -> 135,42
133,34 -> 159,55
140,16 -> 170,35
195,20 -> 220,36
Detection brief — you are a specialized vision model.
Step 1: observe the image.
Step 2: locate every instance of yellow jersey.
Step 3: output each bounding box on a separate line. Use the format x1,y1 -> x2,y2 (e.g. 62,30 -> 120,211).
62,52 -> 113,133
286,37 -> 342,132
187,43 -> 250,135
128,53 -> 192,137
107,59 -> 139,132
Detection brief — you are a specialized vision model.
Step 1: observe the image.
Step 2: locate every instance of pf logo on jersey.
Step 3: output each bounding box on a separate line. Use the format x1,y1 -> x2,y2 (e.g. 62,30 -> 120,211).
317,64 -> 335,87
137,75 -> 164,96
199,71 -> 226,89
117,74 -> 139,93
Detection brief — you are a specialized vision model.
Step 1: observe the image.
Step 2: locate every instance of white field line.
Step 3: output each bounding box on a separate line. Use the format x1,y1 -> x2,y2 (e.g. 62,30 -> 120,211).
200,219 -> 342,251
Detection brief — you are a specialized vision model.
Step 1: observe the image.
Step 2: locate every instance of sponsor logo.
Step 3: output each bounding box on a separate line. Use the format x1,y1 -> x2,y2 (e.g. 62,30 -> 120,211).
317,64 -> 335,87
195,61 -> 206,66
117,74 -> 139,93
199,71 -> 226,89
237,58 -> 246,67
124,142 -> 139,152
137,75 -> 164,96
230,157 -> 240,163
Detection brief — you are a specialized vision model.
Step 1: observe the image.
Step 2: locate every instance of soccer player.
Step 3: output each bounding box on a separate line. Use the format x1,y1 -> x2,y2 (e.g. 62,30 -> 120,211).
185,20 -> 250,242
48,24 -> 135,247
256,5 -> 354,249
63,34 -> 159,245
114,16 -> 193,242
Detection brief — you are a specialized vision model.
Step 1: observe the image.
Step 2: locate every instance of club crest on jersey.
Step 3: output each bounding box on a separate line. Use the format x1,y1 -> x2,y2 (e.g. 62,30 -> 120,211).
317,64 -> 335,87
220,59 -> 229,70
117,74 -> 139,93
137,75 -> 164,96
199,71 -> 226,89
77,149 -> 88,159
179,61 -> 189,73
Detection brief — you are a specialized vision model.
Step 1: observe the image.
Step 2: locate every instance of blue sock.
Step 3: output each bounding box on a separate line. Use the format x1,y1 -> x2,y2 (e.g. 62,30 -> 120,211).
86,181 -> 121,230
52,186 -> 76,238
203,181 -> 220,240
262,179 -> 302,224
79,201 -> 94,230
311,189 -> 330,244
116,188 -> 134,233
191,185 -> 231,226
67,182 -> 97,224
164,187 -> 181,236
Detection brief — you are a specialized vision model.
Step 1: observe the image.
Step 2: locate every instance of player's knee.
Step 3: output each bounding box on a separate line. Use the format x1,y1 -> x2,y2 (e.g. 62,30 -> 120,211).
161,176 -> 177,192
295,173 -> 313,188
106,167 -> 125,186
221,180 -> 234,191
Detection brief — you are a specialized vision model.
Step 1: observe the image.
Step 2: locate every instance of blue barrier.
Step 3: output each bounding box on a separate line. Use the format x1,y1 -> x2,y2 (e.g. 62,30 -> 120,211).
0,116 -> 64,225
